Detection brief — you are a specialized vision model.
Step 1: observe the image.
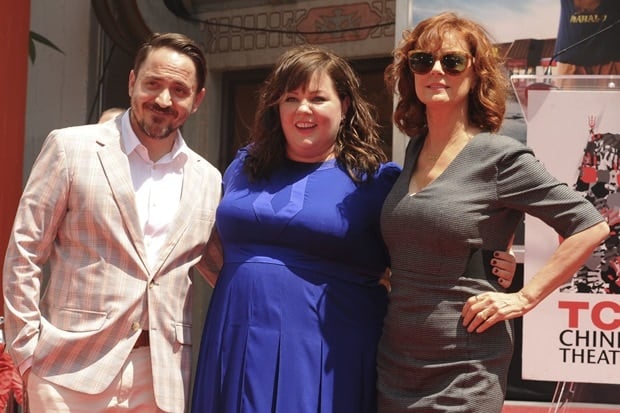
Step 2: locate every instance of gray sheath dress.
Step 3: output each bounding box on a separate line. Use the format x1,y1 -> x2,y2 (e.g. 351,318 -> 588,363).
377,133 -> 604,412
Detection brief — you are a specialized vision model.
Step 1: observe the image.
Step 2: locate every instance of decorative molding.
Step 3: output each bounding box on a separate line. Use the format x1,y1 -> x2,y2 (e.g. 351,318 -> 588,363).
296,3 -> 383,43
202,0 -> 395,54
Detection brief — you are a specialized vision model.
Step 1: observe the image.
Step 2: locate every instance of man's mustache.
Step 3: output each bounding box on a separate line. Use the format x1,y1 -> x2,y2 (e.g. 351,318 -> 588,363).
148,103 -> 176,116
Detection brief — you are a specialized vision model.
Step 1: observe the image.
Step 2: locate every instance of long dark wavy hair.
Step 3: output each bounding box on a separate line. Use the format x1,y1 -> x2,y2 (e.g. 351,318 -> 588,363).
245,44 -> 387,182
385,12 -> 509,138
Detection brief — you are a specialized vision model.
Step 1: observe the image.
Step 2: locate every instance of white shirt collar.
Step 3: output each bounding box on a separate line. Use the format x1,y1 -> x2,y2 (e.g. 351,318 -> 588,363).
120,109 -> 189,164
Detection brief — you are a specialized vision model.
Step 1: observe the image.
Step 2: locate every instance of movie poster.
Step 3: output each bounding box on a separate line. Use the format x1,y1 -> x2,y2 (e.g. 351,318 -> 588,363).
523,87 -> 620,383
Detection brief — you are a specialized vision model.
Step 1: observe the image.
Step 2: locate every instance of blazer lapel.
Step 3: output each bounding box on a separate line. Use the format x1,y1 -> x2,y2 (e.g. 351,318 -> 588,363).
97,135 -> 151,274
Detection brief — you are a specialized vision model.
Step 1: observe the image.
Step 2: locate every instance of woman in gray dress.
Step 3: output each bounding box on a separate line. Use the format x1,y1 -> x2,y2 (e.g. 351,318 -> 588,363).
377,12 -> 610,413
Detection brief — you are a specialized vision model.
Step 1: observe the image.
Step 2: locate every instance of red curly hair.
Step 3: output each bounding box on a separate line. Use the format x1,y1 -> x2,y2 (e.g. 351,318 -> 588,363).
386,12 -> 509,138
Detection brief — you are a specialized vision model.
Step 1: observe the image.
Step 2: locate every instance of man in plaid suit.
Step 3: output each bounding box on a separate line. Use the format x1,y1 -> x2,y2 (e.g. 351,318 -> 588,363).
3,32 -> 221,412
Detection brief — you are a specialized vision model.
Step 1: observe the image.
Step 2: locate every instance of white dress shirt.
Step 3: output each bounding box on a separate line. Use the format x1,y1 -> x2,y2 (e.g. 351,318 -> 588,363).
121,112 -> 188,270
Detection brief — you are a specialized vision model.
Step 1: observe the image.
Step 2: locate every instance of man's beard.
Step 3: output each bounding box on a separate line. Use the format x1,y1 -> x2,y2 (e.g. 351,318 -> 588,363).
132,105 -> 179,140
138,119 -> 175,140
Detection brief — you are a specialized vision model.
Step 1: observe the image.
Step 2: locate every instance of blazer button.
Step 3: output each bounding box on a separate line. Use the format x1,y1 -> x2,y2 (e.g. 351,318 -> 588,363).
131,322 -> 141,331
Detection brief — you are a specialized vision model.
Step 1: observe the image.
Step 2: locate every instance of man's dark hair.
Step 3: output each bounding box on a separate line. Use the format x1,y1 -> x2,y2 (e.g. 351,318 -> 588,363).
134,32 -> 207,90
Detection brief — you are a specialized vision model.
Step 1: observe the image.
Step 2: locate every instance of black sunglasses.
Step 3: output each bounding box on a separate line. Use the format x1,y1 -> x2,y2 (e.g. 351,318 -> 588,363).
407,51 -> 471,75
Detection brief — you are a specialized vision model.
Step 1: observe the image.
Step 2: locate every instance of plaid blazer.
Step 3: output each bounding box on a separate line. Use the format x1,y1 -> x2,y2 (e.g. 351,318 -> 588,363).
3,117 -> 221,412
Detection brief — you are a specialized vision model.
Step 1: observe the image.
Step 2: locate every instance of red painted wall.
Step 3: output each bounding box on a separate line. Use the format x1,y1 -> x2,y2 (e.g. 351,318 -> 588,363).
0,2 -> 30,316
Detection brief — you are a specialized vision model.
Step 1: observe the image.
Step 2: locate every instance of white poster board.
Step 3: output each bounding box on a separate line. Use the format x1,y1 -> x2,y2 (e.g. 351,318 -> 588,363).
523,85 -> 620,384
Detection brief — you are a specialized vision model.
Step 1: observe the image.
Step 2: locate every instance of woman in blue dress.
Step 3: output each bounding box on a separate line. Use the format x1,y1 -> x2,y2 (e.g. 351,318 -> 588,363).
191,44 -> 516,413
